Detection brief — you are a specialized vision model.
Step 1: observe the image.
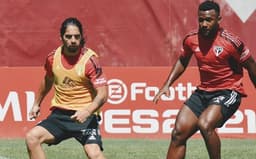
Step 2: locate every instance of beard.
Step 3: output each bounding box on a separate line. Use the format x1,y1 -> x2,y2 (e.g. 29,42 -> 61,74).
66,45 -> 80,53
199,25 -> 219,38
199,28 -> 211,37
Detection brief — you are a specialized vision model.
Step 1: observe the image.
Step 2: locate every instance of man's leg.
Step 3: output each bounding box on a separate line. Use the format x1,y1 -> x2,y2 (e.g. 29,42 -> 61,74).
25,126 -> 55,159
167,105 -> 199,159
198,105 -> 223,159
84,144 -> 106,159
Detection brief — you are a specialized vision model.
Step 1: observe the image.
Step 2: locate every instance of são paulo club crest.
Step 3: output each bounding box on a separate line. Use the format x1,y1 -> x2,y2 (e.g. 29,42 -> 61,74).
213,46 -> 224,56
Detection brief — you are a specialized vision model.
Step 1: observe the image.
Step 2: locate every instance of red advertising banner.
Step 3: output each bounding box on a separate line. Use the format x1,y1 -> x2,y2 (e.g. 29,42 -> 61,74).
1,0 -> 255,67
0,67 -> 255,139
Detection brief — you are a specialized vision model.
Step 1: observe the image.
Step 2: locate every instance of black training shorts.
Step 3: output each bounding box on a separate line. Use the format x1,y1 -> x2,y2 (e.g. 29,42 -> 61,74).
37,108 -> 103,150
184,89 -> 241,127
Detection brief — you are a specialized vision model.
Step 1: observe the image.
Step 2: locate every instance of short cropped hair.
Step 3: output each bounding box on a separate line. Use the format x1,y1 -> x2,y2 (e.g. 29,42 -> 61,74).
198,1 -> 220,16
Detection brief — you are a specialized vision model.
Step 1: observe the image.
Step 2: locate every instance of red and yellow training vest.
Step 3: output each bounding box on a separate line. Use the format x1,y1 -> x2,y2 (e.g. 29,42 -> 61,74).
51,46 -> 98,111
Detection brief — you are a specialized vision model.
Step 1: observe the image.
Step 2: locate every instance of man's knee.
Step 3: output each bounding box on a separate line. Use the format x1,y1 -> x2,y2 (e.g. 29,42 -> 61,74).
25,126 -> 54,147
171,128 -> 186,144
25,130 -> 40,148
198,119 -> 216,136
85,144 -> 104,159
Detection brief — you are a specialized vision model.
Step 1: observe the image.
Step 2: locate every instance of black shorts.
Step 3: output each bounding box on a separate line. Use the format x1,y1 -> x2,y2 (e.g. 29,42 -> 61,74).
184,89 -> 241,127
37,108 -> 103,150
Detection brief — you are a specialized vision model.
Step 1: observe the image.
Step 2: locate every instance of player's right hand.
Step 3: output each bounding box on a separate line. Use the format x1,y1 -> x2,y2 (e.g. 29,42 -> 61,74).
29,105 -> 40,120
153,86 -> 170,104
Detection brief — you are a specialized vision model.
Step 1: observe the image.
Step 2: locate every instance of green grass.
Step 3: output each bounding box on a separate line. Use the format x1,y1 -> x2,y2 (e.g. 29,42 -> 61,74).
0,138 -> 255,159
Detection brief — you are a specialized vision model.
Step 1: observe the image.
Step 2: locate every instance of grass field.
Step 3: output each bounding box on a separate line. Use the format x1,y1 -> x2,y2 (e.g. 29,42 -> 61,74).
0,138 -> 255,159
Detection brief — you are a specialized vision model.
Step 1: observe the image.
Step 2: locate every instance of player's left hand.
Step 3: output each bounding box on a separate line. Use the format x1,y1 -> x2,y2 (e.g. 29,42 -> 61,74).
70,109 -> 91,123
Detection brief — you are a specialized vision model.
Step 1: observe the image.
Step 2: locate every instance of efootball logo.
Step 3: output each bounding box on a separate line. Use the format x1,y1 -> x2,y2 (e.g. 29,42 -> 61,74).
213,46 -> 223,56
107,79 -> 128,104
